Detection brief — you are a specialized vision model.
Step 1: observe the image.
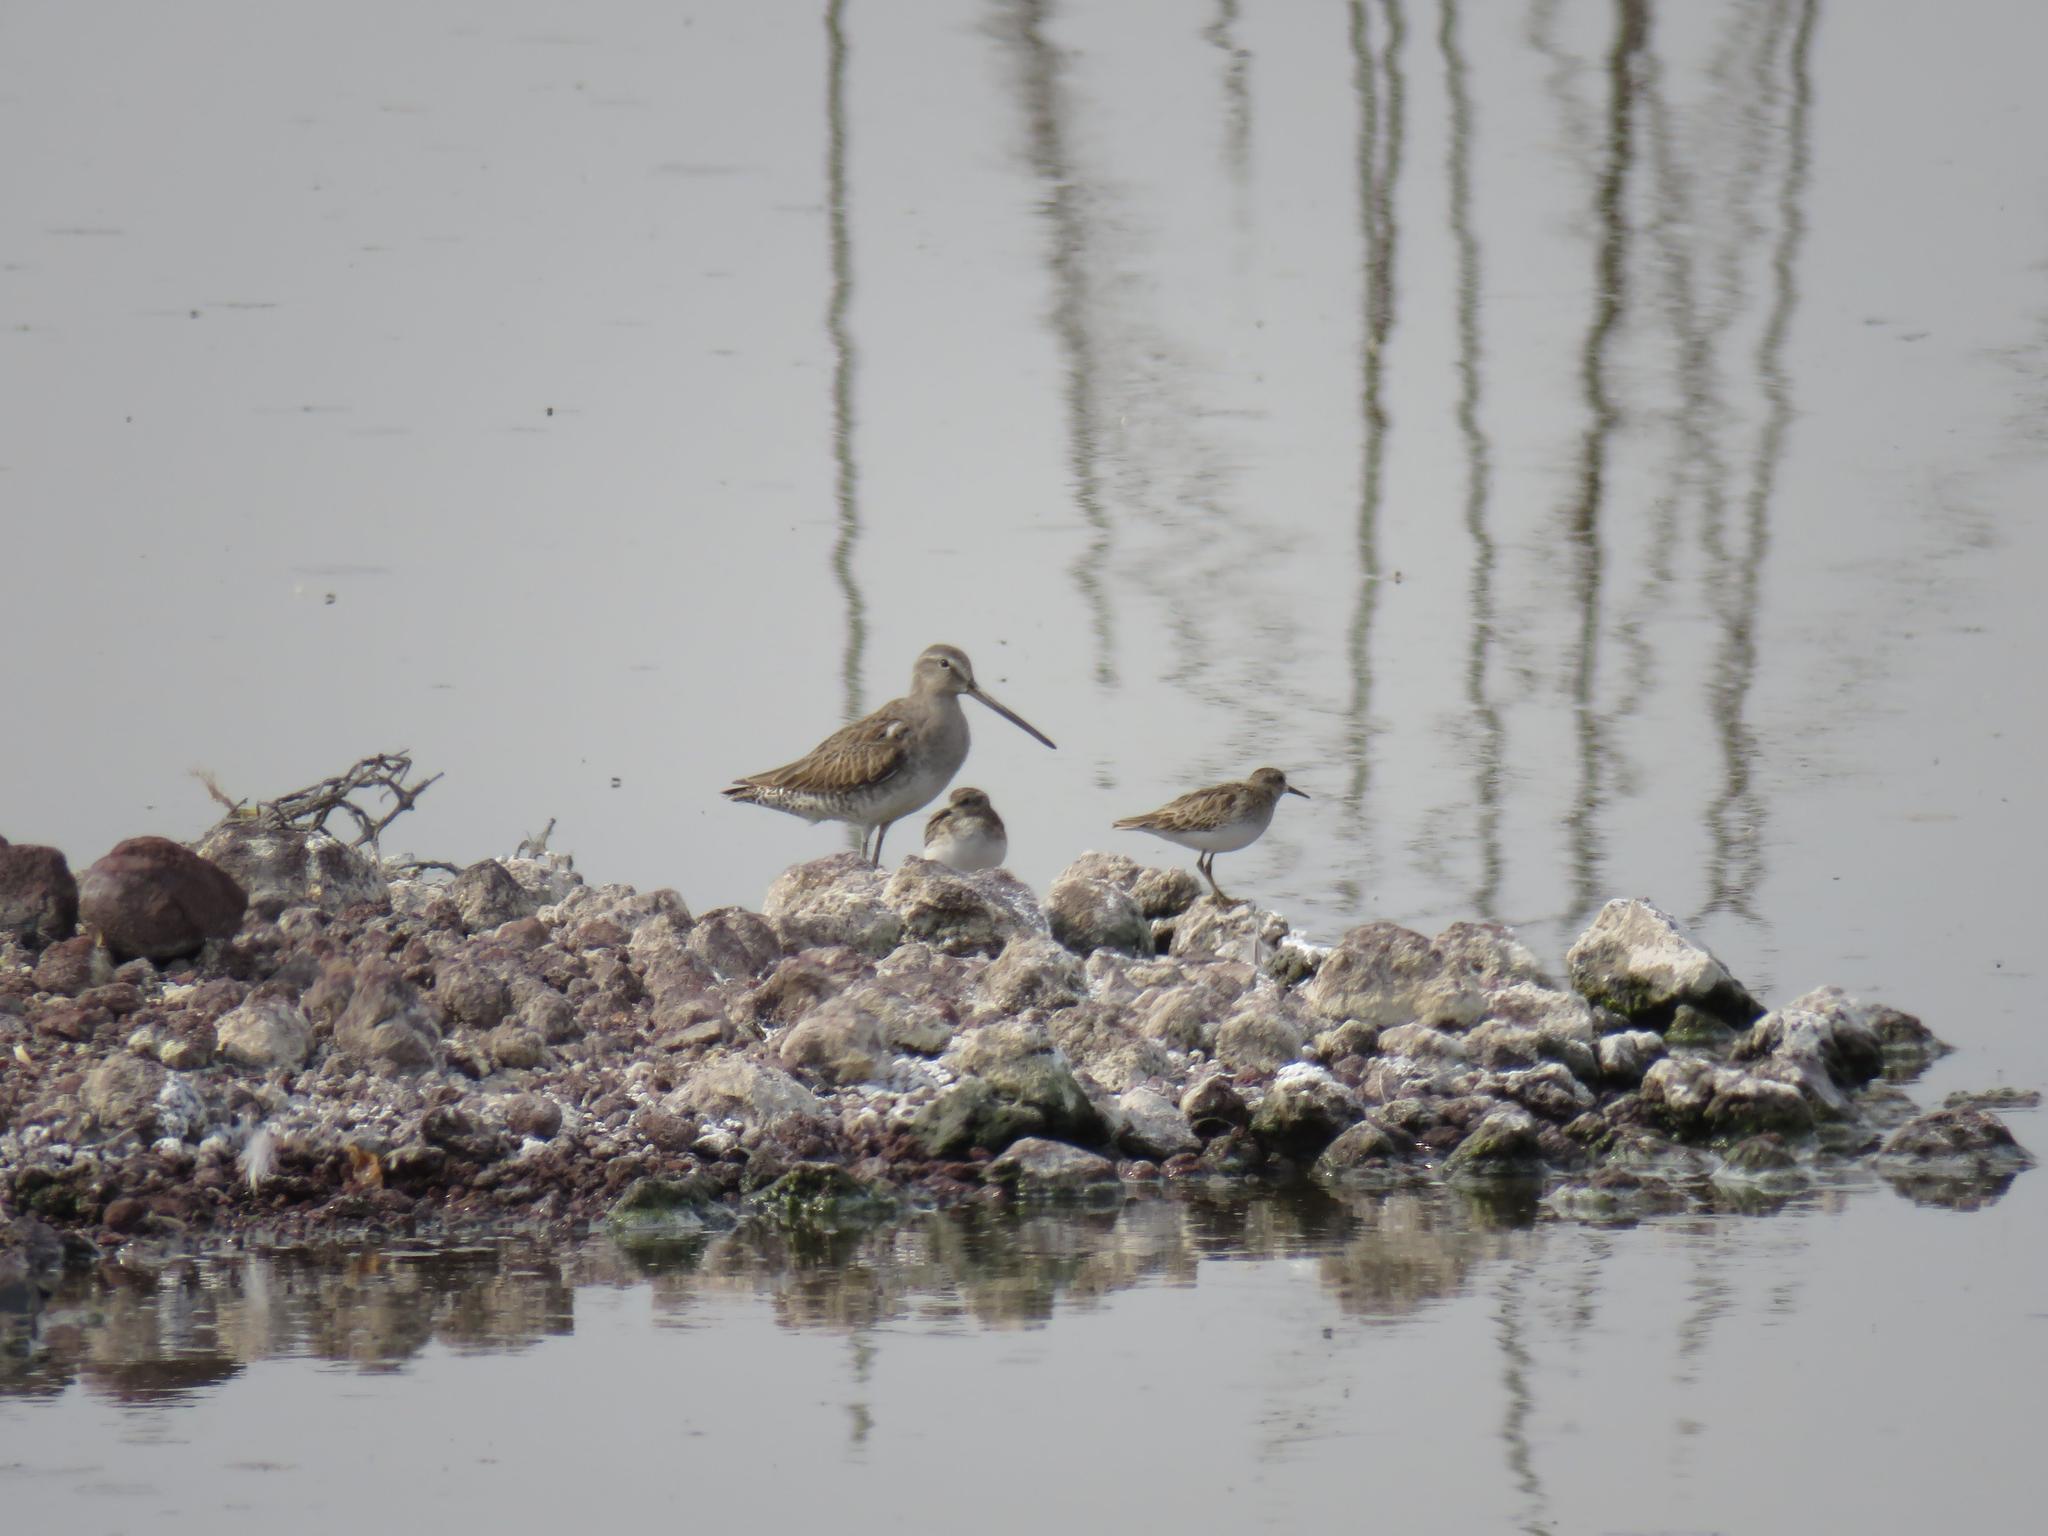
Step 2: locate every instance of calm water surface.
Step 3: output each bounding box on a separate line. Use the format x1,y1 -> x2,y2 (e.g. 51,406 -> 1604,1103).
4,1 -> 2046,1530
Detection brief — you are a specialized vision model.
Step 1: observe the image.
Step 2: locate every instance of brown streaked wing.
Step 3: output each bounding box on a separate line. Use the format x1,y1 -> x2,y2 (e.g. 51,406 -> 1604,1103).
733,711 -> 912,796
1113,780 -> 1248,833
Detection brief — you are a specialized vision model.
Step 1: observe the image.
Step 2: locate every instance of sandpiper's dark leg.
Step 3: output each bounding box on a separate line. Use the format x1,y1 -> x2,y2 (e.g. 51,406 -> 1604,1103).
872,820 -> 892,867
1196,852 -> 1227,902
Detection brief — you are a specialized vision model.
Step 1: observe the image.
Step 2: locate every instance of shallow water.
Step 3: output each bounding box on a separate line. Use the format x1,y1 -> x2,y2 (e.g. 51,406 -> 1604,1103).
5,1 -> 2047,1529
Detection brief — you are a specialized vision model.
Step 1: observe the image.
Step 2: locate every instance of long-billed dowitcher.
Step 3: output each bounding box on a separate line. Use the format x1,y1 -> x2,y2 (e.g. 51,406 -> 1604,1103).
723,644 -> 1054,865
922,786 -> 1008,872
1113,766 -> 1308,902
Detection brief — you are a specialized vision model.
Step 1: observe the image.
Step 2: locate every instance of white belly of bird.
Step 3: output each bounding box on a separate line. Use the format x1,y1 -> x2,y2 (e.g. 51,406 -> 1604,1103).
1148,803 -> 1274,854
852,749 -> 960,831
925,823 -> 1007,872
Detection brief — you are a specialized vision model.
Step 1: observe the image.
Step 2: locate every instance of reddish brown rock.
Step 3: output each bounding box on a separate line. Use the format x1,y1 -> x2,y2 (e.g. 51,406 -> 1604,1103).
78,837 -> 247,961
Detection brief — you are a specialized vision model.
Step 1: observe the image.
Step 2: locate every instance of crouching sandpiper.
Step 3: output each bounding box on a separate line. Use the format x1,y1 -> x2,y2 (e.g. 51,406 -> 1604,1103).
723,645 -> 1055,865
922,787 -> 1008,871
1113,766 -> 1308,902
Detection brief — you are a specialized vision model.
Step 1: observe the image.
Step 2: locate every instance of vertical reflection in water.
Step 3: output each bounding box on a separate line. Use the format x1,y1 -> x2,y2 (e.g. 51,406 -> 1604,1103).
1203,0 -> 1252,184
1563,0 -> 1645,922
1342,0 -> 1406,842
1001,0 -> 1118,690
825,0 -> 867,732
1494,1258 -> 1552,1536
1439,0 -> 1503,919
1698,0 -> 1814,924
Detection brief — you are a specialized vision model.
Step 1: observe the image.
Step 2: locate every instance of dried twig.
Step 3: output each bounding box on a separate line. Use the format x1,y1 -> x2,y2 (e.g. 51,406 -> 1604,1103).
233,751 -> 445,857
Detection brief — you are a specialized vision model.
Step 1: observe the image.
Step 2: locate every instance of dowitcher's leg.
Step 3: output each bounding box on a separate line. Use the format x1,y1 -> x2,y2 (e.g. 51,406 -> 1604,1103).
871,820 -> 893,867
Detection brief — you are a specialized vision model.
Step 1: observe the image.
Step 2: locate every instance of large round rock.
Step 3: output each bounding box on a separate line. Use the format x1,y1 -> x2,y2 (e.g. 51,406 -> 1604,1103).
195,821 -> 387,918
0,842 -> 79,947
77,837 -> 247,961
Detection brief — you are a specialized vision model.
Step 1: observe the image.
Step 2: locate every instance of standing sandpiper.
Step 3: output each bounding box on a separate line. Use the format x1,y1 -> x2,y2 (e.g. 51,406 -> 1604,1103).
1113,766 -> 1309,902
723,644 -> 1054,865
922,787 -> 1008,872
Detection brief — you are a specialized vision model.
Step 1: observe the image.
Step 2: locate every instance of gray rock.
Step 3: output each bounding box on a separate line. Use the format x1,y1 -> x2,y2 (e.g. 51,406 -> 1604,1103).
78,836 -> 247,961
1313,1116 -> 1418,1177
1250,1065 -> 1364,1155
0,842 -> 78,947
944,1024 -> 1107,1145
1180,1074 -> 1249,1134
673,1052 -> 822,1125
152,1074 -> 209,1142
1302,921 -> 1486,1029
1443,1104 -> 1544,1178
977,933 -> 1086,1014
195,821 -> 386,918
1594,1029 -> 1666,1085
883,857 -> 1038,957
686,907 -> 786,982
333,960 -> 443,1073
1564,898 -> 1760,1028
1214,997 -> 1308,1073
484,1022 -> 544,1071
1639,1057 -> 1814,1142
450,859 -> 540,933
31,934 -> 111,996
1115,1087 -> 1201,1161
434,956 -> 514,1029
1131,865 -> 1204,919
776,990 -> 894,1085
214,996 -> 313,1071
1490,1062 -> 1597,1122
1046,867 -> 1153,958
1434,921 -> 1552,989
512,980 -> 579,1043
503,1093 -> 563,1140
1132,984 -> 1217,1052
764,854 -> 903,957
986,1136 -> 1120,1194
1169,898 -> 1289,963
83,1054 -> 167,1135
912,1079 -> 1047,1156
1879,1106 -> 2035,1172
1784,985 -> 1948,1073
1376,1021 -> 1472,1063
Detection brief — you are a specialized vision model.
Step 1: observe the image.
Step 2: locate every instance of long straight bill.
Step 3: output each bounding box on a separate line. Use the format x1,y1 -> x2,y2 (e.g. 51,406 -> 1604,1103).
971,687 -> 1056,750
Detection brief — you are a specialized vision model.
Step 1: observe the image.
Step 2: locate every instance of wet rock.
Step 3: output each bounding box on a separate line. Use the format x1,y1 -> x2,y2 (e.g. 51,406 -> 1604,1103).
0,843 -> 78,947
1943,1087 -> 2042,1113
944,1025 -> 1107,1145
882,857 -> 1036,957
1712,1133 -> 1807,1191
764,854 -> 902,957
1443,1105 -> 1544,1179
1250,1065 -> 1364,1156
420,1103 -> 509,1163
1664,1005 -> 1741,1050
1180,1075 -> 1249,1137
1464,1020 -> 1597,1084
986,1137 -> 1120,1196
673,1052 -> 822,1126
1638,1057 -> 1813,1142
1115,1087 -> 1200,1161
1214,997 -> 1308,1073
333,960 -> 443,1073
1879,1106 -> 2034,1172
1594,1029 -> 1666,1085
78,837 -> 247,961
449,860 -> 539,934
1490,1062 -> 1598,1122
911,1079 -> 1046,1157
1302,921 -> 1486,1029
31,934 -> 112,996
1434,921 -> 1551,989
195,821 -> 387,918
82,1055 -> 166,1136
605,1173 -> 734,1237
1312,1116 -> 1418,1177
1169,898 -> 1289,963
1564,898 -> 1761,1029
503,1093 -> 562,1141
977,934 -> 1085,1014
214,996 -> 313,1071
1045,860 -> 1153,958
686,908 -> 786,982
1196,1125 -> 1268,1176
749,1164 -> 899,1232
1785,986 -> 1949,1077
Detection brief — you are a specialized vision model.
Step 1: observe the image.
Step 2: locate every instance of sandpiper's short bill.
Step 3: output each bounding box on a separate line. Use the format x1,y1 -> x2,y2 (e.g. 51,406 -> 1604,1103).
722,644 -> 1053,866
1113,766 -> 1308,902
921,786 -> 1008,872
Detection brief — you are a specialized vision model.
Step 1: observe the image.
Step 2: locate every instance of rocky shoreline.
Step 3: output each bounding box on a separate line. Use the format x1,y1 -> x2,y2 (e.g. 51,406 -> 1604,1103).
1,820 -> 2037,1276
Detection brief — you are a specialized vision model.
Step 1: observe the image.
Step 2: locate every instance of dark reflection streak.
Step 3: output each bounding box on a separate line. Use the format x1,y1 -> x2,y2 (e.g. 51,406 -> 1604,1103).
1699,0 -> 1814,924
1440,0 -> 1502,918
825,0 -> 868,821
1564,0 -> 1645,922
1494,1260 -> 1550,1535
1001,0 -> 1118,690
1343,0 -> 1405,827
1203,0 -> 1252,184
